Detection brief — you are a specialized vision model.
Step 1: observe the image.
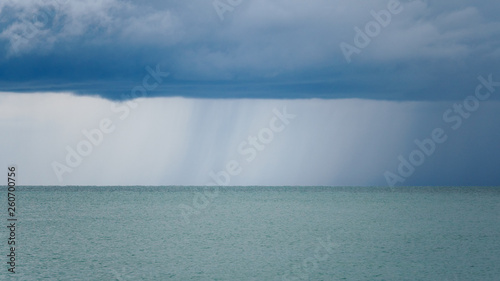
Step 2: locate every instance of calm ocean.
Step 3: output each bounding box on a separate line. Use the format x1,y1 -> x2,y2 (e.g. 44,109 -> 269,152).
1,186 -> 499,280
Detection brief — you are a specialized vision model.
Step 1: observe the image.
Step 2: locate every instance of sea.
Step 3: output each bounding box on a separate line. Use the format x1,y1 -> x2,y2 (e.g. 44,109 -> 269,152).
1,186 -> 499,280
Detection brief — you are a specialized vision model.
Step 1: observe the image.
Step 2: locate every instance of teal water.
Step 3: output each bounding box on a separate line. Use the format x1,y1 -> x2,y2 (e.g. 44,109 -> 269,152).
1,186 -> 499,280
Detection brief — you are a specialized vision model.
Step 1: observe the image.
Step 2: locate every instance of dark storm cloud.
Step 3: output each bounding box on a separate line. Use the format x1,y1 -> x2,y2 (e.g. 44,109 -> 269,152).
0,0 -> 499,100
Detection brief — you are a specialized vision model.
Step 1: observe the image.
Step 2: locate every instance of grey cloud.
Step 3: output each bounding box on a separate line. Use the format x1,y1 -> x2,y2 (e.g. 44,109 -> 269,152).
0,0 -> 499,100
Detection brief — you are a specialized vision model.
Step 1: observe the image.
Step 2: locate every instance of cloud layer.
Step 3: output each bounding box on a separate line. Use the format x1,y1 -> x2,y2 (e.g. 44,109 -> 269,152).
0,0 -> 499,99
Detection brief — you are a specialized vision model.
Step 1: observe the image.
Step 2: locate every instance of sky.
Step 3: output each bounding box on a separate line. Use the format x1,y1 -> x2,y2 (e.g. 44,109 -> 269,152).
0,0 -> 499,186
